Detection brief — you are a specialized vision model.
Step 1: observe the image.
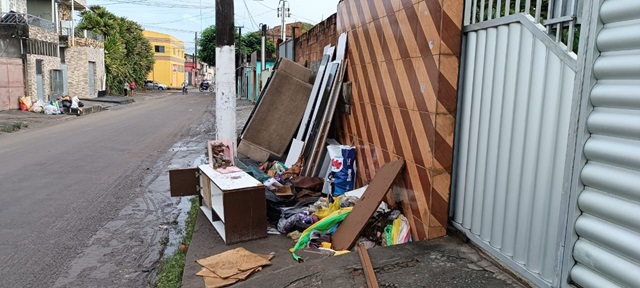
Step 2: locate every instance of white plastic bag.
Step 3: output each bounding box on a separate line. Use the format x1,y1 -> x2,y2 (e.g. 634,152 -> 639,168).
71,96 -> 80,109
30,99 -> 45,113
43,105 -> 56,115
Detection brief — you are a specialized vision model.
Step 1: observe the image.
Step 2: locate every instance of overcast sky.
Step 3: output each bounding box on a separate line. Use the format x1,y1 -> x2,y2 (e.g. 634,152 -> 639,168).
89,0 -> 340,53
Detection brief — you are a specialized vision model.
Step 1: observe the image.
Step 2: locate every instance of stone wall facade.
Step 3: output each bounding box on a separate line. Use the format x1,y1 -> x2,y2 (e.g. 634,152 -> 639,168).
1,0 -> 28,13
26,54 -> 61,100
75,37 -> 104,49
28,26 -> 58,43
66,46 -> 105,98
58,3 -> 71,21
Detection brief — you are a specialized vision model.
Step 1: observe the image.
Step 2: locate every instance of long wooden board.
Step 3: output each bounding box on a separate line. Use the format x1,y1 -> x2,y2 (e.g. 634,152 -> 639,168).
357,242 -> 379,288
331,160 -> 406,251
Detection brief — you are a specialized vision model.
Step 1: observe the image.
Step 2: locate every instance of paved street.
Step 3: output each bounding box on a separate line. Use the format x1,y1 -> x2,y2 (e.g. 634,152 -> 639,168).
0,93 -> 214,288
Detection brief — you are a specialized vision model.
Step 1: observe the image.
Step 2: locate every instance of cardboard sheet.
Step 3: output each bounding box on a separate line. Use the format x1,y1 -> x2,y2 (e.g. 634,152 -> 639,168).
196,248 -> 271,279
203,276 -> 238,288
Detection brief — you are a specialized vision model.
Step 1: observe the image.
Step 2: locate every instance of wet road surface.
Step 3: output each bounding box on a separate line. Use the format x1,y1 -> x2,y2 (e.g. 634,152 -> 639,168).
0,93 -> 214,288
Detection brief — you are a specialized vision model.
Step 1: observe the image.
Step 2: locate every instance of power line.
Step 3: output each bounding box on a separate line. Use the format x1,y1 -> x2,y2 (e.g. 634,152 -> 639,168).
142,24 -> 198,33
241,0 -> 258,31
97,0 -> 215,9
140,12 -> 213,25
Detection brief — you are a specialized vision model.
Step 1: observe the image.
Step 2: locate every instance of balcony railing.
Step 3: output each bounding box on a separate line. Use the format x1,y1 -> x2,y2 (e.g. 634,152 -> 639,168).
60,23 -> 104,42
0,12 -> 55,32
77,30 -> 104,42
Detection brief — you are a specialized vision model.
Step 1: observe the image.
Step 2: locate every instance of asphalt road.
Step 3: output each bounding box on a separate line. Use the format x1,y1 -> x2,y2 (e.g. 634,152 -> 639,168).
0,93 -> 213,288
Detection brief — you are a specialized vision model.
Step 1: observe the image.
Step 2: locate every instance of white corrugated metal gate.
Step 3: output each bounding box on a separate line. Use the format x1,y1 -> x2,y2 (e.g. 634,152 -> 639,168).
453,0 -> 581,286
569,0 -> 640,287
453,0 -> 640,287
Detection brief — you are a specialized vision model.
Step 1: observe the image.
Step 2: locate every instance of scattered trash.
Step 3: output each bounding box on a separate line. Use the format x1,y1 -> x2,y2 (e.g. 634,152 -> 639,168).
208,140 -> 234,170
167,32 -> 417,288
267,227 -> 281,235
287,230 -> 302,241
263,178 -> 283,192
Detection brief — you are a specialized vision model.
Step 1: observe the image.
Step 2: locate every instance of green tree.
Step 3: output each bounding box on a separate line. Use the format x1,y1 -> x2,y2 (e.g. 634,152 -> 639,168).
238,32 -> 276,56
77,5 -> 154,95
198,25 -> 216,66
198,25 -> 276,66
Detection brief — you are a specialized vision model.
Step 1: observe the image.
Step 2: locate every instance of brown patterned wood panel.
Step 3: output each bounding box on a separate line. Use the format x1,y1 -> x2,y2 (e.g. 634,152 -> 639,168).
337,0 -> 462,240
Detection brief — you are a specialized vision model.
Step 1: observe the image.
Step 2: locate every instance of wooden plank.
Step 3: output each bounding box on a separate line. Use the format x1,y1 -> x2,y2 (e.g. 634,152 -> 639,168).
331,160 -> 406,250
169,168 -> 199,197
357,242 -> 379,288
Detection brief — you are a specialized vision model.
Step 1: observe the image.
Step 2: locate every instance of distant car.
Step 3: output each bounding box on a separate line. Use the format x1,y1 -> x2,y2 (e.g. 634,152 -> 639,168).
144,80 -> 167,90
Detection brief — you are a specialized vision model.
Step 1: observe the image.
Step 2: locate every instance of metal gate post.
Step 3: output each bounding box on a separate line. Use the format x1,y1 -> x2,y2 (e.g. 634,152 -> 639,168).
558,0 -> 602,286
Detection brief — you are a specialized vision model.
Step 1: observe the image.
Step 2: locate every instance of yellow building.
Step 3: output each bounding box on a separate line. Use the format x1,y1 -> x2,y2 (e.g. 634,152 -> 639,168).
143,30 -> 185,88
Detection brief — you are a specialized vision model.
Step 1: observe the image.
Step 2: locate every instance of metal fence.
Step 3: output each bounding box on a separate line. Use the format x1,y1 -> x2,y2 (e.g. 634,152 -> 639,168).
73,29 -> 104,41
464,0 -> 581,52
0,12 -> 55,32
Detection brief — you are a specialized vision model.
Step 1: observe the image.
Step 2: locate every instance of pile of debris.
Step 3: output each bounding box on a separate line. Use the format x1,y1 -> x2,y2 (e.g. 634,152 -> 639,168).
195,248 -> 274,288
19,96 -> 84,115
236,33 -> 413,261
170,32 -> 414,288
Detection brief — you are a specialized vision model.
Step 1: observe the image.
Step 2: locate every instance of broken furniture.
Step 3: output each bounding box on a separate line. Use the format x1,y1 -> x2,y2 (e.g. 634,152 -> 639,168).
170,165 -> 266,244
238,58 -> 314,162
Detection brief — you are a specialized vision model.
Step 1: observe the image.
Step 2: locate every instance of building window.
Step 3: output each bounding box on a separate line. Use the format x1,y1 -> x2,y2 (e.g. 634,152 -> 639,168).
155,45 -> 165,53
36,59 -> 43,75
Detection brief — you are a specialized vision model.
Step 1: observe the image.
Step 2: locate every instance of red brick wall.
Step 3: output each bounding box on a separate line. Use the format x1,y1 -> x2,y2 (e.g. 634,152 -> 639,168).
293,14 -> 338,69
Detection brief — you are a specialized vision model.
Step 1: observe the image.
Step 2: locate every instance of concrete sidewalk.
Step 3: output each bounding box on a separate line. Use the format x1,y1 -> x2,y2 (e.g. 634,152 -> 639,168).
0,90 -> 178,134
181,96 -> 530,288
182,211 -> 528,288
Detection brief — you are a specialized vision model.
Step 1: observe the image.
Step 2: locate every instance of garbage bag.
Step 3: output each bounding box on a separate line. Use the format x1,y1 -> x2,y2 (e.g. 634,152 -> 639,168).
71,96 -> 80,109
43,105 -> 56,115
327,145 -> 356,196
266,189 -> 297,223
277,211 -> 313,234
291,207 -> 352,261
391,215 -> 411,245
30,99 -> 45,112
19,96 -> 32,111
61,100 -> 72,108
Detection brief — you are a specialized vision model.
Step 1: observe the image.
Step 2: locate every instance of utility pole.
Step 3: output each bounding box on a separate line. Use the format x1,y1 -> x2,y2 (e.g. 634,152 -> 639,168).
216,0 -> 237,149
235,26 -> 243,95
260,24 -> 266,71
194,32 -> 198,85
277,0 -> 290,42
